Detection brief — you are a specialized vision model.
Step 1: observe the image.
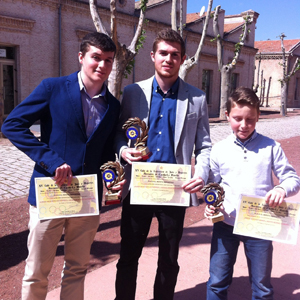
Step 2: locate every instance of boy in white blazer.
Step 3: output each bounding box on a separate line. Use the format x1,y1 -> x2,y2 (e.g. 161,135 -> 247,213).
113,28 -> 212,300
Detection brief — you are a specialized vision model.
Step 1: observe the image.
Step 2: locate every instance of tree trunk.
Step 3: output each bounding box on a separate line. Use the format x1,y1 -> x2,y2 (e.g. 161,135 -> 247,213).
219,66 -> 231,119
0,88 -> 3,135
266,77 -> 272,107
108,45 -> 133,99
89,0 -> 147,100
280,81 -> 287,116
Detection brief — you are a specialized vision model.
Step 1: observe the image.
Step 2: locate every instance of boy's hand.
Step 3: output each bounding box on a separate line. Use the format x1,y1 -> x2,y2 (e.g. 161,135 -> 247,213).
204,205 -> 215,217
264,187 -> 286,207
182,176 -> 205,194
108,179 -> 126,198
204,204 -> 224,218
54,163 -> 73,187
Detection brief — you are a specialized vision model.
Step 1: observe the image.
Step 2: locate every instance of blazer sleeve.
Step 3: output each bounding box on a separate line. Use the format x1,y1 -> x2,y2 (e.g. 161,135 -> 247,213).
193,96 -> 211,183
1,79 -> 65,175
113,84 -> 143,158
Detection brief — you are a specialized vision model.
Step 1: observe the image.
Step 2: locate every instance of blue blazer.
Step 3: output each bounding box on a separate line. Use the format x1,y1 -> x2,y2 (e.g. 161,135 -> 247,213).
2,72 -> 120,208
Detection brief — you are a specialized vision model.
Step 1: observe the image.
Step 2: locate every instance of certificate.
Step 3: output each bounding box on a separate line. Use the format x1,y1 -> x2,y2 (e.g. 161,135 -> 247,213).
233,195 -> 300,244
35,175 -> 99,220
131,162 -> 191,206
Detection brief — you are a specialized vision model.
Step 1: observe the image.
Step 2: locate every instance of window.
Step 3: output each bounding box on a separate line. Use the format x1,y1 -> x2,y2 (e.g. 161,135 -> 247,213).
202,70 -> 212,103
0,46 -> 17,116
231,73 -> 239,93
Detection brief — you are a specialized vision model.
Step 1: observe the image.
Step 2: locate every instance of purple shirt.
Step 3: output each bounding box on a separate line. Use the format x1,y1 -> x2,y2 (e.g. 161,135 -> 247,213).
78,72 -> 108,138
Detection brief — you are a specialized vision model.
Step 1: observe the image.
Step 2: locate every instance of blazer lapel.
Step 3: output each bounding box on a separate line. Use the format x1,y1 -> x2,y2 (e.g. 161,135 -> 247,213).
140,76 -> 154,125
174,78 -> 188,153
66,72 -> 86,137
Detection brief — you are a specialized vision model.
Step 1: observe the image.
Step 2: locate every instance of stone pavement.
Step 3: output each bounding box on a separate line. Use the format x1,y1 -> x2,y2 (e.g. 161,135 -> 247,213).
1,115 -> 300,201
46,216 -> 300,300
1,114 -> 300,300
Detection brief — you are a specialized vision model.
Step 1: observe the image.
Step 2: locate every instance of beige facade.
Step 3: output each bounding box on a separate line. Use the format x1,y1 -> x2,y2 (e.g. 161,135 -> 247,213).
254,39 -> 300,108
0,0 -> 259,119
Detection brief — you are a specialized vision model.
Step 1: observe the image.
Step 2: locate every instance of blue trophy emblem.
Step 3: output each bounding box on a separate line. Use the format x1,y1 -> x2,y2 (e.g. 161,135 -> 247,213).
201,183 -> 225,223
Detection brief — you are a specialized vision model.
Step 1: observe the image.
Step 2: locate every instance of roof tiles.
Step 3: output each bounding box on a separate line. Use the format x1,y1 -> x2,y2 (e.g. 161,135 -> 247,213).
255,39 -> 300,53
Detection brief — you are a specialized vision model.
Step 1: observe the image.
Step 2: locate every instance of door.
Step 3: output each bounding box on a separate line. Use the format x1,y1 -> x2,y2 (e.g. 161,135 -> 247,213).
0,62 -> 16,116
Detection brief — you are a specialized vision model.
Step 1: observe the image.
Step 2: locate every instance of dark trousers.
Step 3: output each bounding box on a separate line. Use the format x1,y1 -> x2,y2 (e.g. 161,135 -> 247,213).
115,194 -> 186,300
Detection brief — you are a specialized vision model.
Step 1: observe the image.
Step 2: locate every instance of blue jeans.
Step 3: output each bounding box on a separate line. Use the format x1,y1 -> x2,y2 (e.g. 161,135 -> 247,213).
207,222 -> 273,300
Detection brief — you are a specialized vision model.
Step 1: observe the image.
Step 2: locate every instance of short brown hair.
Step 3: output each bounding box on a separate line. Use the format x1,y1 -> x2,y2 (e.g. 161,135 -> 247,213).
152,28 -> 186,58
80,32 -> 116,57
227,87 -> 260,115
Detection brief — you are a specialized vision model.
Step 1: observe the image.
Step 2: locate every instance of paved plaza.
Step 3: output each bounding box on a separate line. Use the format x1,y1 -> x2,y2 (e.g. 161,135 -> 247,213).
1,115 -> 300,201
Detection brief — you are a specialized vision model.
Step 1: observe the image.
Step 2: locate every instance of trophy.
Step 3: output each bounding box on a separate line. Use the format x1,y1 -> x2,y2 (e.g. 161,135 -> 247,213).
122,117 -> 152,160
100,155 -> 125,205
201,183 -> 225,223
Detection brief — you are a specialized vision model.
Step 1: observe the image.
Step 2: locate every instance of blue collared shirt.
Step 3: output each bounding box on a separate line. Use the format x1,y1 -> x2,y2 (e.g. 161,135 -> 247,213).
147,77 -> 179,163
78,72 -> 108,138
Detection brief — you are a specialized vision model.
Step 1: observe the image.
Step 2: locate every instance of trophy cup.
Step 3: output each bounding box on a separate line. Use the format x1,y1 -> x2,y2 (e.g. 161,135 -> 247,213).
100,155 -> 125,205
201,183 -> 225,223
122,117 -> 152,160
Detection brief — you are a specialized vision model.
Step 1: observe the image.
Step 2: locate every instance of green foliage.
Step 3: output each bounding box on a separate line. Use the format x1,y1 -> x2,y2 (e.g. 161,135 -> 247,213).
136,28 -> 147,52
124,59 -> 135,79
294,60 -> 300,73
123,27 -> 147,79
210,34 -> 220,42
233,16 -> 252,56
140,0 -> 148,13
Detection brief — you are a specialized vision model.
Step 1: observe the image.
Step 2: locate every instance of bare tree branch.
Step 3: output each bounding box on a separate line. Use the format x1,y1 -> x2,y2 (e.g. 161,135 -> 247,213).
171,0 -> 177,31
89,0 -> 109,35
128,1 -> 148,53
253,53 -> 261,93
288,57 -> 300,78
213,5 -> 223,70
110,0 -> 118,48
179,0 -> 214,80
229,14 -> 252,69
193,0 -> 213,62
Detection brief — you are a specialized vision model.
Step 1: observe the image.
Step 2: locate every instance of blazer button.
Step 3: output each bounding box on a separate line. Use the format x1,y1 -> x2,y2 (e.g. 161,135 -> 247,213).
40,161 -> 48,169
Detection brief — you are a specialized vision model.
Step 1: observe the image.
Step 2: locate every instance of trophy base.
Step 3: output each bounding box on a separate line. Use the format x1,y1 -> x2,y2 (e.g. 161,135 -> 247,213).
135,147 -> 152,161
208,211 -> 224,223
105,193 -> 121,205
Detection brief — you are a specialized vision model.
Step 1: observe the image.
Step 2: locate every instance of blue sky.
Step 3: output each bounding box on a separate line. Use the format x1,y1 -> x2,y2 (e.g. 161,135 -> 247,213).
187,0 -> 300,41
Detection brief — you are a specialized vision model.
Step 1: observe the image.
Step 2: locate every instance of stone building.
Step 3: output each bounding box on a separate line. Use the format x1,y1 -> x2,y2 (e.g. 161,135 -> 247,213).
254,39 -> 300,108
0,0 -> 259,122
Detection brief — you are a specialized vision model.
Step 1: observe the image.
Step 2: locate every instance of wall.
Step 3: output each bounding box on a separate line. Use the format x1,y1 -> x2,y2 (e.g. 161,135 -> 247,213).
0,0 -> 258,117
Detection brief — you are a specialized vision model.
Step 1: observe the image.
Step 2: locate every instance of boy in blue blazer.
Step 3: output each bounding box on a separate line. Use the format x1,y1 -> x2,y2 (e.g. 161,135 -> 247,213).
2,32 -> 123,300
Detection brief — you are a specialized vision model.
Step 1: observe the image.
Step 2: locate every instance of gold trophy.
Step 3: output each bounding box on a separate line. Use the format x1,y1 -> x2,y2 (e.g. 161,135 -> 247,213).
122,117 -> 152,160
201,183 -> 225,223
100,155 -> 125,205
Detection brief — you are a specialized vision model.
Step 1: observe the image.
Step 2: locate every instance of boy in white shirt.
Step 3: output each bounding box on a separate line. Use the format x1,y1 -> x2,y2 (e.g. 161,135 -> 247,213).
205,87 -> 300,300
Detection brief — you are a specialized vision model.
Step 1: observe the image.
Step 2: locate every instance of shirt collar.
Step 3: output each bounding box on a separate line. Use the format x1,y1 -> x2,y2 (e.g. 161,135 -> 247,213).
78,71 -> 107,99
233,130 -> 258,147
153,76 -> 179,96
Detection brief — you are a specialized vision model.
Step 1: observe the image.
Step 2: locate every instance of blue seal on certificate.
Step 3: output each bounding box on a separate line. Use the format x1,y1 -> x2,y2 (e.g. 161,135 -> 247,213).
204,190 -> 218,205
102,169 -> 116,182
126,126 -> 139,140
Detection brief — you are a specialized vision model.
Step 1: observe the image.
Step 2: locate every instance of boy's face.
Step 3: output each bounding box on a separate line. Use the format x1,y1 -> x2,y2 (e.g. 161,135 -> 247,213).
78,45 -> 114,87
226,103 -> 259,142
150,41 -> 186,82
